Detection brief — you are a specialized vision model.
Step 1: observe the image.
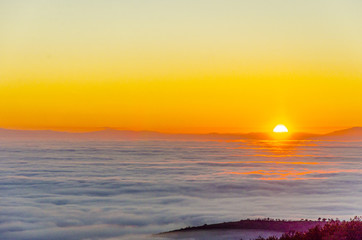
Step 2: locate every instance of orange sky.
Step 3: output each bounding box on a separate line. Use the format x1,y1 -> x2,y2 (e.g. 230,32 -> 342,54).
1,1 -> 361,133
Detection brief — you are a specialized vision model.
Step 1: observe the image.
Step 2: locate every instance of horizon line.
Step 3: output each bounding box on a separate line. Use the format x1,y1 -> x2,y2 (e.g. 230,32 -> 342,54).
0,126 -> 360,136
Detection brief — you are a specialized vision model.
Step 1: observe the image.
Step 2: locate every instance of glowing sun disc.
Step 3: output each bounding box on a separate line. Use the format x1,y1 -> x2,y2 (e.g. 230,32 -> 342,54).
273,124 -> 288,133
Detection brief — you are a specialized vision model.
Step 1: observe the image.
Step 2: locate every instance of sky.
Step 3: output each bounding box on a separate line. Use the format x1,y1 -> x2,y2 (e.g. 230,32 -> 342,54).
0,0 -> 361,133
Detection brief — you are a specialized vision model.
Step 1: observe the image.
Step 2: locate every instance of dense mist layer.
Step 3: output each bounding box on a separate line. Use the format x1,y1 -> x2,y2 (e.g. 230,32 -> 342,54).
0,139 -> 361,239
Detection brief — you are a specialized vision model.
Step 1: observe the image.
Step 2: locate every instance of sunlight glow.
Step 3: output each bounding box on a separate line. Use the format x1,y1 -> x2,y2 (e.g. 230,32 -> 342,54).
273,124 -> 288,133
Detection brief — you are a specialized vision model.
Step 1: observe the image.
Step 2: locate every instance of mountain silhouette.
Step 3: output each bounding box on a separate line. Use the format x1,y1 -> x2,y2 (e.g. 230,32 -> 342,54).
312,127 -> 362,140
0,127 -> 361,140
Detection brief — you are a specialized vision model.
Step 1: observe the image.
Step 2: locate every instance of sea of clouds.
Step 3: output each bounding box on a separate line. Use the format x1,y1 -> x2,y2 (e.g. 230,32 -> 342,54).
0,140 -> 361,240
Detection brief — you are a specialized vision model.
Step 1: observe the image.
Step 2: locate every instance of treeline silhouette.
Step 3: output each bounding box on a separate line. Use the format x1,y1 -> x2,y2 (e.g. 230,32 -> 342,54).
167,218 -> 325,233
253,216 -> 362,240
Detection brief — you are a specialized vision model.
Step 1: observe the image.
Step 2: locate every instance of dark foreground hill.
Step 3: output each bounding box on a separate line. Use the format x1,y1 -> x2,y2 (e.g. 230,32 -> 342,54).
159,217 -> 362,240
160,219 -> 325,234
255,217 -> 362,240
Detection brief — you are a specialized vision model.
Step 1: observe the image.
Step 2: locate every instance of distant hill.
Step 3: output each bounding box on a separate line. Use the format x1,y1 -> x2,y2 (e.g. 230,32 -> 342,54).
0,128 -> 245,141
312,127 -> 362,140
0,128 -> 72,139
244,132 -> 320,140
0,127 -> 361,141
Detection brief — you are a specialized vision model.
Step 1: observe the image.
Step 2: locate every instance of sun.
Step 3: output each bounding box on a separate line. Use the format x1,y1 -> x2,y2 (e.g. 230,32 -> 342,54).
273,124 -> 288,133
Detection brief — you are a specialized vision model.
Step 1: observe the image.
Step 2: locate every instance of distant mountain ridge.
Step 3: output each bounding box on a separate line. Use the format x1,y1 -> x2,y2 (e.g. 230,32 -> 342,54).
0,127 -> 361,140
313,127 -> 362,140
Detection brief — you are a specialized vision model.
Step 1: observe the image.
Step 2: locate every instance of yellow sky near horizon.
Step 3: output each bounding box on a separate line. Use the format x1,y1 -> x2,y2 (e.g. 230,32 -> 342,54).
1,0 -> 361,133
